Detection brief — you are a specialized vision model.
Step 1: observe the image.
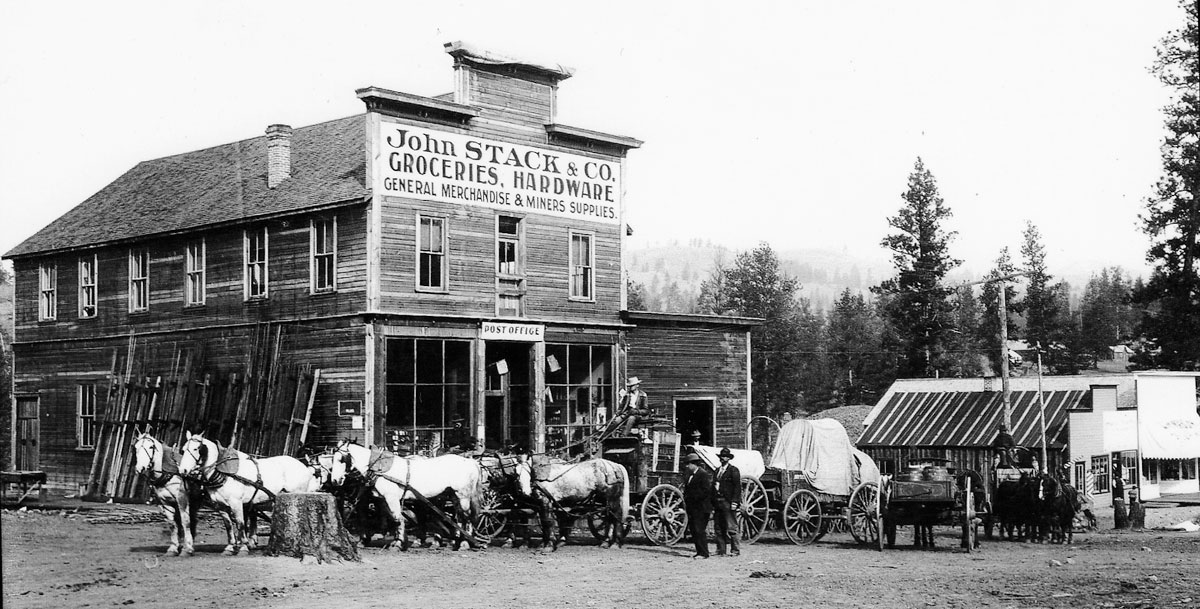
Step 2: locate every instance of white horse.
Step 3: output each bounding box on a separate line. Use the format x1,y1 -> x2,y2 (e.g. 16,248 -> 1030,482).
132,432 -> 202,556
177,432 -> 314,555
515,456 -> 630,550
329,440 -> 484,550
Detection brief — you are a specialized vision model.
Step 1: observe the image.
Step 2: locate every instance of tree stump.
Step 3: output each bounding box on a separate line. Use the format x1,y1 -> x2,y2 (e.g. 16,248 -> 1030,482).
1113,498 -> 1129,530
1127,501 -> 1146,530
265,492 -> 360,562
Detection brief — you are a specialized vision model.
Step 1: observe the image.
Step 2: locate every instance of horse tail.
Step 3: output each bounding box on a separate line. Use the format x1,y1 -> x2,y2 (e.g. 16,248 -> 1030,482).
614,461 -> 630,526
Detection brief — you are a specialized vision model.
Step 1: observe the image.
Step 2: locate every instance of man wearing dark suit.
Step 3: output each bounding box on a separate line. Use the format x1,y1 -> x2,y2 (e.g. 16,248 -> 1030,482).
712,447 -> 741,556
682,452 -> 712,559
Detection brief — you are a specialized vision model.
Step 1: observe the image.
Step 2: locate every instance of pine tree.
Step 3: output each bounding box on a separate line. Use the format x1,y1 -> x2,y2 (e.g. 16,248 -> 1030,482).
1019,221 -> 1069,370
826,289 -> 891,404
1135,1 -> 1200,369
718,243 -> 820,417
873,158 -> 962,378
978,248 -> 1022,374
946,284 -> 983,378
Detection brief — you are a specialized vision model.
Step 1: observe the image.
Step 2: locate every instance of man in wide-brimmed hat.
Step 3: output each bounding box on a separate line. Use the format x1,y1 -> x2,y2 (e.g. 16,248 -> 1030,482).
682,452 -> 713,558
712,447 -> 742,556
618,376 -> 651,437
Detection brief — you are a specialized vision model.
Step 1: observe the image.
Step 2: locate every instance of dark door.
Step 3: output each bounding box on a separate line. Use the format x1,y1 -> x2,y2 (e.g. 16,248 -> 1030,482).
483,342 -> 531,451
16,397 -> 39,470
675,399 -> 715,446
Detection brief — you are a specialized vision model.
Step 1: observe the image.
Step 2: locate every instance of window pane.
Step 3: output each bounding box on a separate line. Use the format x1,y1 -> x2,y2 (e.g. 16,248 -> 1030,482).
444,341 -> 470,384
416,340 -> 442,383
386,385 -> 414,427
387,339 -> 415,384
415,385 -> 443,426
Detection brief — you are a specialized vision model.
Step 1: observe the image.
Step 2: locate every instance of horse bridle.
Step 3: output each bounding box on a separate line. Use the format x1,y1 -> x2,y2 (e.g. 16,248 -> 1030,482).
134,438 -> 173,487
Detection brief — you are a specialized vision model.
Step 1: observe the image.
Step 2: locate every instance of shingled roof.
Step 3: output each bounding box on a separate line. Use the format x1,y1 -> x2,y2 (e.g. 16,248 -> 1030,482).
5,114 -> 368,258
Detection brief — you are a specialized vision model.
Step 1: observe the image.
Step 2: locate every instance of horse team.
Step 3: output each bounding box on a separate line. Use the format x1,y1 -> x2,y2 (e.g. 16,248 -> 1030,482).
991,471 -> 1083,544
131,431 -> 630,556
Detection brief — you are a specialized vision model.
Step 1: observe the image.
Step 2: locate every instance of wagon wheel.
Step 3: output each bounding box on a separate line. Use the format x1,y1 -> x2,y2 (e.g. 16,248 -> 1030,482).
640,484 -> 687,547
847,480 -> 881,548
961,479 -> 977,553
587,510 -> 632,541
782,489 -> 823,545
473,487 -> 507,544
737,477 -> 770,545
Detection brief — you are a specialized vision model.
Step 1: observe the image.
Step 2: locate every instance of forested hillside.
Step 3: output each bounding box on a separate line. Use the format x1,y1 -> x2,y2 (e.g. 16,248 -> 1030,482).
627,240 -> 891,313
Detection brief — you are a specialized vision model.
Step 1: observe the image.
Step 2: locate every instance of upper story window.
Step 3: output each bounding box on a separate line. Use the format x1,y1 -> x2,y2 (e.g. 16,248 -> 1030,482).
128,250 -> 150,313
497,216 -> 521,276
311,217 -> 337,293
569,231 -> 594,301
185,240 -> 206,306
78,255 -> 97,318
38,263 -> 57,321
497,216 -> 524,317
418,215 -> 447,291
244,227 -> 269,300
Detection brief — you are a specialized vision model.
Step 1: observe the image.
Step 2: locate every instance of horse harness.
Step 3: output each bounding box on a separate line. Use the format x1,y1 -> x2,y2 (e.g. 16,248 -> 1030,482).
186,442 -> 276,502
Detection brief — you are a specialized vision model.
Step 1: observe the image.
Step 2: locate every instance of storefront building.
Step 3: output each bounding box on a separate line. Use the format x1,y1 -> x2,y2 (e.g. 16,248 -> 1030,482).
5,43 -> 755,494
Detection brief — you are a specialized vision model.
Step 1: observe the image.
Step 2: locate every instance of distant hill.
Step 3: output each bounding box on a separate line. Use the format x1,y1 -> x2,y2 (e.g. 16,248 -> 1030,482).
628,241 -> 892,313
627,241 -> 1143,314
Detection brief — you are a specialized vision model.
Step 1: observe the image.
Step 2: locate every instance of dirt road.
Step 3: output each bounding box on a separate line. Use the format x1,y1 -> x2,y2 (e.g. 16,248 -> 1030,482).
3,505 -> 1197,609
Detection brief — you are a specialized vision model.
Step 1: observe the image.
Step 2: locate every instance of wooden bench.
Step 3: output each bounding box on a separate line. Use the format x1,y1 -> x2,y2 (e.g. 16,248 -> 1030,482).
1,471 -> 49,505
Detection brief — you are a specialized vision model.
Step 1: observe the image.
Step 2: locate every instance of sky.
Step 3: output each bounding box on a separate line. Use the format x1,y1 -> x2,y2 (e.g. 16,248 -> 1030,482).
0,1 -> 1186,280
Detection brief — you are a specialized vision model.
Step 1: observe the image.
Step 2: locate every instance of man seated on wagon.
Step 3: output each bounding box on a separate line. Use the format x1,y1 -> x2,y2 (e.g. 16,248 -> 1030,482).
992,424 -> 1016,468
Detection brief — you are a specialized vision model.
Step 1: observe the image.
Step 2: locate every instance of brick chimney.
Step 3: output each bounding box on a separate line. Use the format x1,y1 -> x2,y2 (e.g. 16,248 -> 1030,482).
265,124 -> 292,188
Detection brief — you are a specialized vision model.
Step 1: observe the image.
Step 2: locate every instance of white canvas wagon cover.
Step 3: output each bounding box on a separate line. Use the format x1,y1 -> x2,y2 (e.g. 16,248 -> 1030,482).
768,418 -> 877,496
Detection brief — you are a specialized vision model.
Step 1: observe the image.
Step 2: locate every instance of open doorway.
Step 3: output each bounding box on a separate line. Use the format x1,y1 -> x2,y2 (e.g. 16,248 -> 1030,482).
675,398 -> 715,446
483,341 -> 531,451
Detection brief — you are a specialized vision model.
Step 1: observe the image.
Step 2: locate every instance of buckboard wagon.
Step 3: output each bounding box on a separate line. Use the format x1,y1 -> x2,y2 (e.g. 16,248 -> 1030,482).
875,458 -> 987,552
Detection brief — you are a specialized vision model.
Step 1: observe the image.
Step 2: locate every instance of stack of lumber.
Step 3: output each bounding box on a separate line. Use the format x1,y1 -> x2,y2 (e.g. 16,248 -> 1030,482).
84,323 -> 322,502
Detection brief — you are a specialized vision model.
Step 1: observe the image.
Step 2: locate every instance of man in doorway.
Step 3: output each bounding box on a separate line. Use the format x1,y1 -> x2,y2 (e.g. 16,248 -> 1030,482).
682,452 -> 712,559
712,447 -> 741,557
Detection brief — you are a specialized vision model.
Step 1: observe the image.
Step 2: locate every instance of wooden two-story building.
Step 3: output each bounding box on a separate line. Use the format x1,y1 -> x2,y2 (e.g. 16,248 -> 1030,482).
4,43 -> 757,495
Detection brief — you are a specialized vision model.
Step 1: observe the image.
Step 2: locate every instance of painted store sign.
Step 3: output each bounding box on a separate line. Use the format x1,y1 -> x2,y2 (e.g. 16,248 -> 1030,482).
375,121 -> 621,225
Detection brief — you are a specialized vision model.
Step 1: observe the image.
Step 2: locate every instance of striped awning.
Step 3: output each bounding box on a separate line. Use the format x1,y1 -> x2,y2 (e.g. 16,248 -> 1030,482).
858,390 -> 1086,448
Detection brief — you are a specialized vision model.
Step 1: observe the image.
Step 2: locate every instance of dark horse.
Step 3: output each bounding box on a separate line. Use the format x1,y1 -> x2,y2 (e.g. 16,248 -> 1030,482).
1041,475 -> 1081,544
993,471 -> 1045,542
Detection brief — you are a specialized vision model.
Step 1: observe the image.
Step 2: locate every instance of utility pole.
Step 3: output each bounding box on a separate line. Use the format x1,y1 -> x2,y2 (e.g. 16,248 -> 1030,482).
998,283 -> 1012,429
1035,343 -> 1049,473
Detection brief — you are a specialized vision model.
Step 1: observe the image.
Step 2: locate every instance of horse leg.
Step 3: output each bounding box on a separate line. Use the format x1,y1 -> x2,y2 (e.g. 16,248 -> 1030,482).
162,499 -> 182,556
229,502 -> 250,556
182,494 -> 198,556
380,491 -> 407,551
218,506 -> 237,555
244,503 -> 259,549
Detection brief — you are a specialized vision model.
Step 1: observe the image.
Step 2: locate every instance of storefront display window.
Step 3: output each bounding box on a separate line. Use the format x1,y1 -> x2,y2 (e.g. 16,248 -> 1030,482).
545,343 -> 611,454
386,338 -> 470,454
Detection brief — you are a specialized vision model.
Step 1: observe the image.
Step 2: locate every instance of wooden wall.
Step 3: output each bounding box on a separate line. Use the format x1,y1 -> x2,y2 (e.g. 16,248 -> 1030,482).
11,205 -> 368,342
378,195 -> 622,323
12,315 -> 366,491
624,318 -> 752,450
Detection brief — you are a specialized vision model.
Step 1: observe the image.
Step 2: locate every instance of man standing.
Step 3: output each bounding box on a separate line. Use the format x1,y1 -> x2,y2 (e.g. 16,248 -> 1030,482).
712,447 -> 741,557
682,452 -> 712,559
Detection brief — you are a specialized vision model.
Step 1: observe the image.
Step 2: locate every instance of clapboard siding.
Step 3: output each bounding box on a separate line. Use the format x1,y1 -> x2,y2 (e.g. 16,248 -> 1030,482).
12,318 -> 366,490
625,319 -> 752,450
378,195 -> 623,324
12,206 -> 368,342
